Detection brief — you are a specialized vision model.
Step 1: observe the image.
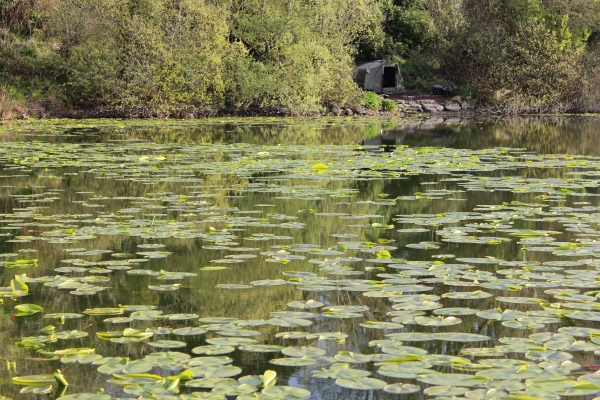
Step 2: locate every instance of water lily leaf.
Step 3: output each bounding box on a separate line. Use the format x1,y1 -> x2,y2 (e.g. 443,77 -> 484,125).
333,353 -> 374,363
185,378 -> 236,388
104,317 -> 134,324
268,318 -> 312,327
97,358 -> 128,374
381,343 -> 428,356
57,394 -> 112,400
261,386 -> 311,399
166,313 -> 199,320
415,316 -> 462,326
418,373 -> 488,387
11,375 -> 55,385
496,296 -> 543,304
82,307 -> 124,316
172,327 -> 208,336
567,311 -> 600,321
286,300 -> 324,309
305,332 -> 347,341
335,377 -> 386,390
442,291 -> 493,300
424,386 -> 469,396
477,309 -> 527,321
44,313 -> 83,320
525,350 -> 573,362
386,332 -> 435,341
251,279 -> 287,286
180,394 -> 225,400
61,353 -> 103,364
192,345 -> 236,355
198,317 -> 237,324
19,385 -> 53,394
433,333 -> 491,342
183,357 -> 232,368
217,329 -> 261,338
211,382 -> 257,396
239,344 -> 283,353
275,331 -> 308,340
55,330 -> 88,340
383,383 -> 421,394
206,337 -> 259,346
269,358 -> 317,367
122,361 -> 153,374
311,363 -> 371,379
282,346 -> 327,358
186,365 -> 242,379
147,340 -> 187,349
377,365 -> 432,379
14,303 -> 43,316
216,284 -> 252,289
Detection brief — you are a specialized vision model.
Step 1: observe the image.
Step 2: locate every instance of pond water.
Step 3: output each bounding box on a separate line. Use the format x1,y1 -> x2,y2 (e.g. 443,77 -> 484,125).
2,117 -> 600,400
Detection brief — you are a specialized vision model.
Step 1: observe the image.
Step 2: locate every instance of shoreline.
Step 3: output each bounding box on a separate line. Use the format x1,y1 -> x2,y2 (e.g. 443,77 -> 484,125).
2,96 -> 598,121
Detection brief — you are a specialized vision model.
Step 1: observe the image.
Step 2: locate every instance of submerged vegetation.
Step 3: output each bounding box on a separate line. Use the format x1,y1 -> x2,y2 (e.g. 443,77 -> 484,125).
2,0 -> 600,117
2,118 -> 600,398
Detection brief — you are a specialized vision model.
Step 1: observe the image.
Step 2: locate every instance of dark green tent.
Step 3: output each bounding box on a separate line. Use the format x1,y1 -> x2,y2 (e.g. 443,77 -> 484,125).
355,60 -> 404,94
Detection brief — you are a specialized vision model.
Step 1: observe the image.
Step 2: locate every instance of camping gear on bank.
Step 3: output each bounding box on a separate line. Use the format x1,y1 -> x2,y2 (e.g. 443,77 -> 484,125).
432,84 -> 454,97
355,60 -> 404,94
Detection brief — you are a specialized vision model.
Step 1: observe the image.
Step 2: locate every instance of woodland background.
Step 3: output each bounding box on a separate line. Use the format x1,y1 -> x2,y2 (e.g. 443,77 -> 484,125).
1,0 -> 600,117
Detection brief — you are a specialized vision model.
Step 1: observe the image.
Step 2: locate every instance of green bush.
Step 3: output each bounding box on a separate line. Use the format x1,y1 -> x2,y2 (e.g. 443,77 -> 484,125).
459,86 -> 478,99
381,99 -> 397,111
479,17 -> 580,109
363,91 -> 382,110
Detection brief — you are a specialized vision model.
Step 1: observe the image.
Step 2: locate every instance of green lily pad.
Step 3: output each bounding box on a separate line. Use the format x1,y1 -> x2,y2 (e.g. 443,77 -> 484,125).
277,344 -> 327,358
383,383 -> 421,394
147,340 -> 187,349
11,375 -> 55,385
335,377 -> 387,390
311,363 -> 371,379
239,345 -> 283,353
261,386 -> 311,399
269,358 -> 318,367
14,303 -> 43,316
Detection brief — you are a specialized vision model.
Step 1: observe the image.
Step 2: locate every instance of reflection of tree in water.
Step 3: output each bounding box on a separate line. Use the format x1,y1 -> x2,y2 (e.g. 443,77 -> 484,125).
379,117 -> 600,156
471,118 -> 600,156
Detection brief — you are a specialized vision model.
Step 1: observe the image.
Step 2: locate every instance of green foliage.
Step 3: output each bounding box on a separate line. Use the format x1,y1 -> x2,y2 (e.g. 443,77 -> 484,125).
480,17 -> 579,109
1,0 -> 381,115
363,91 -> 382,110
400,58 -> 435,92
381,99 -> 397,111
459,86 -> 478,99
51,0 -> 234,113
1,0 -> 600,114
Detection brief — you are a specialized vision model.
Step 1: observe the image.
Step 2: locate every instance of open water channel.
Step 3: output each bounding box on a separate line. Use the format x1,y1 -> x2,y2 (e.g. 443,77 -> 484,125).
2,117 -> 600,400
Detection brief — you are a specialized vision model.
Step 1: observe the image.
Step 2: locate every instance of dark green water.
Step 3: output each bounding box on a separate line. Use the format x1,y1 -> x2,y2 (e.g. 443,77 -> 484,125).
2,117 -> 600,400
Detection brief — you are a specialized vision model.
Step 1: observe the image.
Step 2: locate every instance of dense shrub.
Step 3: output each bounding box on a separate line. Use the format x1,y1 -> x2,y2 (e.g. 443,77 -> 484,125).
363,91 -> 382,110
2,0 -> 600,115
382,99 -> 397,111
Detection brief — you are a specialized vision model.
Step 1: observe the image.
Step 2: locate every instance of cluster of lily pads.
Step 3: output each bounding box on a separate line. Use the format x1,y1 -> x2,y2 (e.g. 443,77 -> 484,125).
5,124 -> 600,399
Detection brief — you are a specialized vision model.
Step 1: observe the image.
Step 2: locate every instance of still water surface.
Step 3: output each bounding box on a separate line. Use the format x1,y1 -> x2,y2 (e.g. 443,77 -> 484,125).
2,117 -> 600,399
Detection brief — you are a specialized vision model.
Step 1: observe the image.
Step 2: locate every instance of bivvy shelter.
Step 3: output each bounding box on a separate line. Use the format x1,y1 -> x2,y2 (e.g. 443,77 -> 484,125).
355,60 -> 404,94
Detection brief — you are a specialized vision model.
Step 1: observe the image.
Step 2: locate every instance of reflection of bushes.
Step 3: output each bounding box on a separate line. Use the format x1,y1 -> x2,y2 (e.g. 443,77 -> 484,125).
462,118 -> 600,155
